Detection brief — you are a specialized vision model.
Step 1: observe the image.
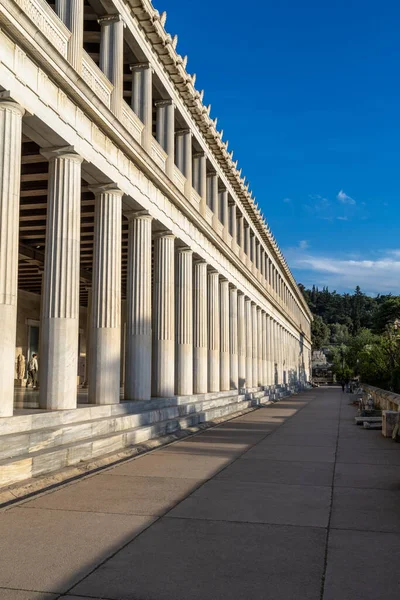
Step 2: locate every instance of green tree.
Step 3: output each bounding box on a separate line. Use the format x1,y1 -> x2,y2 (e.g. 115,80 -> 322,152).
311,315 -> 329,349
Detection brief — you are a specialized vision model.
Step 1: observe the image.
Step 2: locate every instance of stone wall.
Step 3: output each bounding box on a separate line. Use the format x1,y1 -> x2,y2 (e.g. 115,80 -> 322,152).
362,384 -> 400,412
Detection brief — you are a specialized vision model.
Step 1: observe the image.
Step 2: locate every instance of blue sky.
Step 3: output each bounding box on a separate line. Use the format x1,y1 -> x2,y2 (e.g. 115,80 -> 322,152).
157,0 -> 400,295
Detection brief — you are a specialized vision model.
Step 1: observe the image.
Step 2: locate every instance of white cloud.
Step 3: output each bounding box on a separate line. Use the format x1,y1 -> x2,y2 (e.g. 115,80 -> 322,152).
337,216 -> 348,221
299,240 -> 309,249
282,197 -> 291,204
337,189 -> 356,205
284,247 -> 400,294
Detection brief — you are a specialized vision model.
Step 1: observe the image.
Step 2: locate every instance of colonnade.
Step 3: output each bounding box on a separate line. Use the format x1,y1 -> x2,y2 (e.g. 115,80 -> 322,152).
0,100 -> 308,418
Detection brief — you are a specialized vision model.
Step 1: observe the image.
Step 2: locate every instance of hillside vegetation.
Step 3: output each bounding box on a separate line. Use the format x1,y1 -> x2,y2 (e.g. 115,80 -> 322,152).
299,285 -> 400,393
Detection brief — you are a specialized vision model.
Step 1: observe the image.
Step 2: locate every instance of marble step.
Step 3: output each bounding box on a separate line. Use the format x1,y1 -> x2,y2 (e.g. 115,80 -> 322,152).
0,397 -> 256,488
0,393 -> 249,461
3,390 -> 240,436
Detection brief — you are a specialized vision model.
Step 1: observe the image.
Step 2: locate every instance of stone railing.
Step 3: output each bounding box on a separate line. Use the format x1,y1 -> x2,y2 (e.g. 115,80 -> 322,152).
15,0 -> 71,58
151,138 -> 168,172
121,104 -> 144,144
173,165 -> 186,194
82,51 -> 113,109
362,384 -> 400,412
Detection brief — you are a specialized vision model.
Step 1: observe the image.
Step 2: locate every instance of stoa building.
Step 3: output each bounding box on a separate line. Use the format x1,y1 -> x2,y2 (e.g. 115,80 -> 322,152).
0,0 -> 312,488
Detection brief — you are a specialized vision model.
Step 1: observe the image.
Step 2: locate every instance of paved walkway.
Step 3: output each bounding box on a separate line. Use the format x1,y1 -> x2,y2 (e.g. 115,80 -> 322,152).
0,387 -> 399,600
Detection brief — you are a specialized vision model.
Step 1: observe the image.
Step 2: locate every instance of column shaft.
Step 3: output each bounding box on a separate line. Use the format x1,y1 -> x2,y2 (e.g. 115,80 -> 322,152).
245,298 -> 253,388
131,63 -> 152,151
257,307 -> 262,385
125,212 -> 153,400
56,0 -> 84,71
261,311 -> 267,386
40,149 -> 83,410
176,129 -> 192,198
237,292 -> 246,389
156,100 -> 175,177
208,270 -> 220,392
89,186 -> 122,405
220,278 -> 230,391
229,287 -> 238,390
176,248 -> 193,396
193,260 -> 207,394
0,101 -> 24,417
99,15 -> 124,116
153,233 -> 175,397
252,303 -> 258,386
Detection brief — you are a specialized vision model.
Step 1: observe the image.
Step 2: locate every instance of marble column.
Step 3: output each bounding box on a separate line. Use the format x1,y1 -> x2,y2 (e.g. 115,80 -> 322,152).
237,291 -> 246,390
120,299 -> 126,388
207,172 -> 219,228
56,0 -> 84,72
156,99 -> 174,178
99,15 -> 124,116
271,319 -> 276,385
39,148 -> 83,410
176,247 -> 193,396
83,287 -> 92,387
257,307 -> 263,385
131,62 -> 152,151
193,152 -> 207,216
220,189 -> 229,239
262,313 -> 268,386
193,259 -> 207,394
244,223 -> 250,258
245,298 -> 253,389
252,303 -> 258,386
229,201 -> 237,244
125,211 -> 152,401
175,129 -> 192,198
220,277 -> 230,391
0,100 -> 24,417
207,269 -> 220,392
229,286 -> 238,390
153,231 -> 175,397
89,185 -> 122,405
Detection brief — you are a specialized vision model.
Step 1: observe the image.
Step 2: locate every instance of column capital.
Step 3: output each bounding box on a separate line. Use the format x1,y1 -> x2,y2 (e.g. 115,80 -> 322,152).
207,267 -> 219,275
229,282 -> 237,290
237,289 -> 244,297
176,128 -> 192,137
153,229 -> 175,240
0,95 -> 25,117
130,61 -> 151,72
155,98 -> 174,108
89,182 -> 123,196
193,257 -> 207,265
176,245 -> 193,255
193,151 -> 205,159
125,209 -> 153,221
40,145 -> 83,163
98,14 -> 124,26
220,276 -> 229,283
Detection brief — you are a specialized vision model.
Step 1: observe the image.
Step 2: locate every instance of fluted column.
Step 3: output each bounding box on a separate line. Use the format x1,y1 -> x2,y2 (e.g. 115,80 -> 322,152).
131,63 -> 152,151
193,152 -> 207,216
271,319 -> 276,385
229,201 -> 237,244
220,189 -> 229,240
261,311 -> 267,386
176,247 -> 193,396
83,288 -> 92,387
257,307 -> 262,386
0,100 -> 24,417
125,211 -> 153,400
120,299 -> 126,387
153,232 -> 175,397
229,286 -> 238,390
266,314 -> 272,385
252,303 -> 258,386
220,277 -> 230,391
208,269 -> 220,392
56,0 -> 84,72
39,148 -> 82,410
99,15 -> 124,116
207,172 -> 219,229
245,298 -> 253,389
156,99 -> 175,177
175,129 -> 192,198
88,185 -> 122,405
193,259 -> 207,394
237,292 -> 246,390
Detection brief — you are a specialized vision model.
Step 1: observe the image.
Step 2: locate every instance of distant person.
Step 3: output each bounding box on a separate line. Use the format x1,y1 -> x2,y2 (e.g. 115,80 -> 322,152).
341,381 -> 345,392
27,354 -> 38,389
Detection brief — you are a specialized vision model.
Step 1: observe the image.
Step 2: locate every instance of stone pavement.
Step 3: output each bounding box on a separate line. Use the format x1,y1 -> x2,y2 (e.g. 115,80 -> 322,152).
0,387 -> 399,600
